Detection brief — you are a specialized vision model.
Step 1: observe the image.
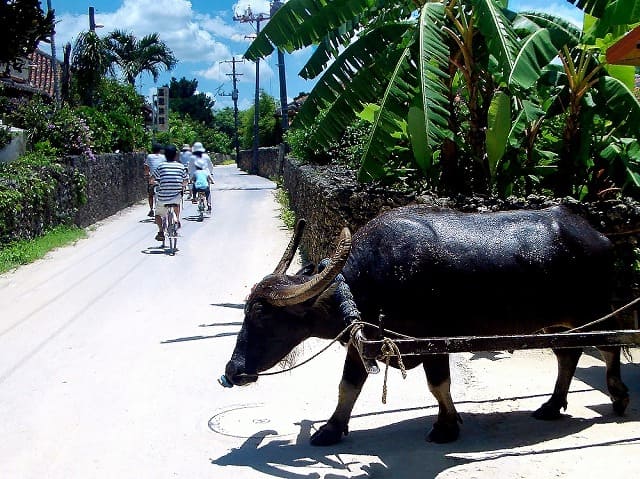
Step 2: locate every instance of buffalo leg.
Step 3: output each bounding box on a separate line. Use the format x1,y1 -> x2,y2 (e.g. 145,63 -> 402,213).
423,354 -> 461,443
533,348 -> 582,420
597,346 -> 629,415
310,346 -> 367,446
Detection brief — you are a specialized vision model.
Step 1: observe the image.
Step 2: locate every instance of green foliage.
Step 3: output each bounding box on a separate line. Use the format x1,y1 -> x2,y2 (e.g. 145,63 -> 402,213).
0,125 -> 13,149
212,107 -> 237,139
105,29 -> 177,86
71,31 -> 111,106
0,0 -> 54,74
240,91 -> 278,149
285,115 -> 369,170
168,77 -> 216,126
273,179 -> 296,229
8,97 -> 94,157
154,112 -> 231,154
0,224 -> 86,274
251,0 -> 640,200
0,152 -> 87,244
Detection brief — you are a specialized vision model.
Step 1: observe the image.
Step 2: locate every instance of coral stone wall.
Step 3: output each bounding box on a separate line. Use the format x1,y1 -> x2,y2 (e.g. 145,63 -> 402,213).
67,152 -> 147,227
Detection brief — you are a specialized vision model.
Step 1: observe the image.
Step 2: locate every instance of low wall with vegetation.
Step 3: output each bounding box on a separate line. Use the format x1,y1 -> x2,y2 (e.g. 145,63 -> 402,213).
0,152 -> 146,245
68,152 -> 147,227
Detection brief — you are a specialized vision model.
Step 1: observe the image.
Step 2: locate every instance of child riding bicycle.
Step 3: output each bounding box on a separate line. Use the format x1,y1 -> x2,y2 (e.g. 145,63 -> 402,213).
190,158 -> 213,212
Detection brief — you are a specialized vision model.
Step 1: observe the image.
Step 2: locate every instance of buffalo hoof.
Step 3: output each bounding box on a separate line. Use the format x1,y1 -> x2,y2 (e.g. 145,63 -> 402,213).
612,395 -> 629,416
426,421 -> 459,443
310,422 -> 347,446
532,401 -> 563,420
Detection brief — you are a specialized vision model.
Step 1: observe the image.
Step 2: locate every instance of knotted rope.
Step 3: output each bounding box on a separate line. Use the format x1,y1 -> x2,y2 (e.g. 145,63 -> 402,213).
380,337 -> 407,404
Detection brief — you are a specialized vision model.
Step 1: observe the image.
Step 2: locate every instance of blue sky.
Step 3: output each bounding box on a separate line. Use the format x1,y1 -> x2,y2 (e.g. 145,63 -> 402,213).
46,0 -> 584,111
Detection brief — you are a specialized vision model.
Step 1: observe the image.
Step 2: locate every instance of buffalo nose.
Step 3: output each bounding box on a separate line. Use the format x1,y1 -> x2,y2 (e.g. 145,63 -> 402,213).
225,360 -> 241,381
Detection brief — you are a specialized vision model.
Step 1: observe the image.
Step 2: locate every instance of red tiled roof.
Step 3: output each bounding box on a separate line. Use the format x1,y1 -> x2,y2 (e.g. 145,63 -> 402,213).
1,49 -> 61,98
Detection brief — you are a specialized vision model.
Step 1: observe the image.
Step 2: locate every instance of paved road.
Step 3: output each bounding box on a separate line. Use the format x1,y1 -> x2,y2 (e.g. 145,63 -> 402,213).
1,164 -> 639,478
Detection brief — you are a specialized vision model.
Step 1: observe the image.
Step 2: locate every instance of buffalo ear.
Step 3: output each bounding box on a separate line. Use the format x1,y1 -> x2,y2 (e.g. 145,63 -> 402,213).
295,263 -> 316,276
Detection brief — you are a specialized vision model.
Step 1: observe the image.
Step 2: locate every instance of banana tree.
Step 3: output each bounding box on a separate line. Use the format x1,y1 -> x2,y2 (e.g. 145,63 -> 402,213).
514,1 -> 640,199
246,0 -> 639,198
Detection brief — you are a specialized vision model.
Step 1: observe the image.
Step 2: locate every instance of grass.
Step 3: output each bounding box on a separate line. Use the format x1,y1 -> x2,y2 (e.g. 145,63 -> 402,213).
273,178 -> 296,229
0,225 -> 87,274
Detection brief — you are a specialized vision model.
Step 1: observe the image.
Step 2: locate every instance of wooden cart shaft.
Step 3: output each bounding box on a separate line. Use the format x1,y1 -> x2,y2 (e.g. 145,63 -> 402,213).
356,330 -> 640,360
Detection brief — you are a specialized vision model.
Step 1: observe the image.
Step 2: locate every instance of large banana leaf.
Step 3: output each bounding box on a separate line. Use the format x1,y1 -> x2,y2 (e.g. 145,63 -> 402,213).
565,0 -> 640,22
293,24 -> 412,151
359,47 -> 416,181
472,0 -> 520,78
486,91 -> 511,178
359,2 -> 451,181
594,75 -> 640,138
509,29 -> 564,90
417,2 -> 450,150
299,2 -> 415,79
514,11 -> 581,47
244,0 -> 378,61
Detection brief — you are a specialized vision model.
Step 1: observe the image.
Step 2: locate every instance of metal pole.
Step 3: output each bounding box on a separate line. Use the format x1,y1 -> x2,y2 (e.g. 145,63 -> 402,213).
271,1 -> 288,133
252,17 -> 262,176
89,6 -> 96,31
231,60 -> 241,162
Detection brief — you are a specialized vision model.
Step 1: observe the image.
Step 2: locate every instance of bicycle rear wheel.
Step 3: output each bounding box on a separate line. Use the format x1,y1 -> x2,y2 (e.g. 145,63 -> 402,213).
165,207 -> 178,255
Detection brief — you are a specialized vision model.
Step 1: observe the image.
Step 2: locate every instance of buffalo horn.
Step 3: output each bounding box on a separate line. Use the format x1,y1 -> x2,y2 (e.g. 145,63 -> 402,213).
272,219 -> 306,275
266,227 -> 352,307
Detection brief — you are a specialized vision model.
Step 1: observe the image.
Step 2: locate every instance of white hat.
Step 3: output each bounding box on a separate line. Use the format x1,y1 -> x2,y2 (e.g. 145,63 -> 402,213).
194,158 -> 206,169
192,142 -> 205,153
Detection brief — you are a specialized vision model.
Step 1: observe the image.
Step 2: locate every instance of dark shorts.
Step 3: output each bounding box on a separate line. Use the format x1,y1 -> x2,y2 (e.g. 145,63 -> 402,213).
147,184 -> 156,195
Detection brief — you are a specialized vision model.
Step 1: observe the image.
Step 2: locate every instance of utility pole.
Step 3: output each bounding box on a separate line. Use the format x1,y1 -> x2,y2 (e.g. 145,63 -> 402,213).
88,6 -> 103,32
220,58 -> 244,162
271,1 -> 288,134
47,0 -> 60,107
234,6 -> 269,175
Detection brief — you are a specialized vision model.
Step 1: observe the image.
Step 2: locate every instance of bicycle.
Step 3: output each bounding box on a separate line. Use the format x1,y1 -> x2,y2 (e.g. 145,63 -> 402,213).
161,203 -> 179,255
196,190 -> 206,222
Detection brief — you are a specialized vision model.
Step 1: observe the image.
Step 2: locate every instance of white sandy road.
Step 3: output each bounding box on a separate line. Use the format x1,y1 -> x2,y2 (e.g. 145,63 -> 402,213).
0,164 -> 639,478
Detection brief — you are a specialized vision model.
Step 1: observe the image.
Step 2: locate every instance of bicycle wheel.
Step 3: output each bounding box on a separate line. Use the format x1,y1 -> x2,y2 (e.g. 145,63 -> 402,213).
168,209 -> 178,255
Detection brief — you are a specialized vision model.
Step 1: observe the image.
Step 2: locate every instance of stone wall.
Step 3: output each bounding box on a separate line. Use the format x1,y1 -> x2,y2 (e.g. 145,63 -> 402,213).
69,152 -> 147,227
0,152 -> 147,245
282,158 -> 415,263
237,146 -> 284,178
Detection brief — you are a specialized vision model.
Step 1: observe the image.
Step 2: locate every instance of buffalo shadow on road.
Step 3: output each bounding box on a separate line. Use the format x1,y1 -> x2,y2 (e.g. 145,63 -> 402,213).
202,339 -> 640,477
210,379 -> 640,479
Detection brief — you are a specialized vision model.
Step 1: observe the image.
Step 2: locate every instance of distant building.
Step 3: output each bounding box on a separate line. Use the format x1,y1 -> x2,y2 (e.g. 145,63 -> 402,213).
0,49 -> 61,99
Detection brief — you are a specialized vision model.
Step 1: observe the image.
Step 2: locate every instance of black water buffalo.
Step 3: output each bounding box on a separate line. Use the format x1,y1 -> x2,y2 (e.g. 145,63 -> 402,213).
222,205 -> 629,445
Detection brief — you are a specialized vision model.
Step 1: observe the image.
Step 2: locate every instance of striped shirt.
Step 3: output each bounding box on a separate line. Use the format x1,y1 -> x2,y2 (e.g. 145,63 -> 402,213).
153,161 -> 187,203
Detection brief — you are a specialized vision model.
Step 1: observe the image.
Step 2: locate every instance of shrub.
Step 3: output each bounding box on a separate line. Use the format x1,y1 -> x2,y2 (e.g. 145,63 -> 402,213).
0,152 -> 86,244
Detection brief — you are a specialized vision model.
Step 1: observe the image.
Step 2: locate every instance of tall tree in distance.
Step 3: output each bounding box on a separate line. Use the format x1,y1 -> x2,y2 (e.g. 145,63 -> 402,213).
167,77 -> 216,126
105,29 -> 177,86
71,31 -> 110,106
0,0 -> 54,75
